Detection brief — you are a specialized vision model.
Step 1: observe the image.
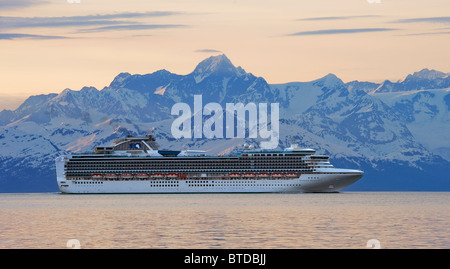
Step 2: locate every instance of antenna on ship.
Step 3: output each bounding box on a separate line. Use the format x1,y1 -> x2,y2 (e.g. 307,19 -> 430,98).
144,127 -> 156,141
284,136 -> 300,151
289,136 -> 299,148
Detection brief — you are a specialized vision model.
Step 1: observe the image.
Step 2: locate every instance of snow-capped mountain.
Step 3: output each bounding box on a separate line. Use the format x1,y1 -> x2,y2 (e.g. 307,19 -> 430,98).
371,68 -> 450,93
0,55 -> 449,192
273,74 -> 432,163
347,69 -> 450,161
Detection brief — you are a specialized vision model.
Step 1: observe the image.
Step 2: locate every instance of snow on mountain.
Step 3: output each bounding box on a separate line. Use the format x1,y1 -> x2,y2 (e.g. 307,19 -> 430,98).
345,80 -> 380,93
370,88 -> 450,161
0,55 -> 449,192
373,68 -> 450,93
408,68 -> 448,80
272,74 -> 434,165
192,54 -> 247,83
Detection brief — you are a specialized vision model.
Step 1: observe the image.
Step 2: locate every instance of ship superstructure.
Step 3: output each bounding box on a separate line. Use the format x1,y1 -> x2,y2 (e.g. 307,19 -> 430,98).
56,135 -> 363,193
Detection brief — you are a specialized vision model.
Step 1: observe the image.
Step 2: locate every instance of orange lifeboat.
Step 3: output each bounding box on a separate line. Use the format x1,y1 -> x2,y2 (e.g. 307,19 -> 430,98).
121,173 -> 133,180
272,173 -> 284,177
286,173 -> 297,177
104,174 -> 118,180
152,173 -> 164,178
136,173 -> 149,179
229,173 -> 240,177
244,173 -> 256,177
91,174 -> 103,179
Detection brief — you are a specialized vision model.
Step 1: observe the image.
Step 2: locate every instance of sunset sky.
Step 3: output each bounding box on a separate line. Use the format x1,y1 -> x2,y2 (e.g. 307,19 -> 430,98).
0,0 -> 449,110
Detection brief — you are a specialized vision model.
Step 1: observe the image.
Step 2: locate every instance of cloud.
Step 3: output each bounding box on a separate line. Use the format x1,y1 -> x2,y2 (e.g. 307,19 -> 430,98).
195,49 -> 222,53
0,33 -> 68,40
288,28 -> 397,36
0,0 -> 48,10
0,12 -> 181,30
298,15 -> 381,21
78,24 -> 186,33
393,16 -> 450,24
0,11 -> 187,40
0,17 -> 129,30
78,11 -> 180,20
398,31 -> 450,36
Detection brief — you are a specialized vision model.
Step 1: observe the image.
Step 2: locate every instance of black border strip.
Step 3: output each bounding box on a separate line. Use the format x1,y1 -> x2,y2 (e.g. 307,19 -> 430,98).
1,249 -> 447,268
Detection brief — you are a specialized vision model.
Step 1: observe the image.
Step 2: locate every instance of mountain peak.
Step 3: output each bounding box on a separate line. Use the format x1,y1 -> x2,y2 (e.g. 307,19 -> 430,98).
109,72 -> 132,89
323,73 -> 341,81
407,68 -> 448,80
194,54 -> 234,72
313,73 -> 345,88
192,54 -> 246,83
373,68 -> 450,93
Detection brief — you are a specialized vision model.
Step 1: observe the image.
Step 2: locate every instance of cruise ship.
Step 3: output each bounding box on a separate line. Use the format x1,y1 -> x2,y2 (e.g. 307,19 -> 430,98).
55,135 -> 363,194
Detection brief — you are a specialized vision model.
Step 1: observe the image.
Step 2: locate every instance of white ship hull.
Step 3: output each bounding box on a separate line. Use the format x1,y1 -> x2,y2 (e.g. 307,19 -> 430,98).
55,136 -> 364,194
57,169 -> 363,194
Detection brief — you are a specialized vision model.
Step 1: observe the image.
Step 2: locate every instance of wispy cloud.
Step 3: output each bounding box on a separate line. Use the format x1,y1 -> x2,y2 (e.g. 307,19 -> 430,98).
0,16 -> 129,30
398,31 -> 450,36
78,24 -> 186,33
288,28 -> 397,36
0,11 -> 186,40
0,0 -> 48,10
195,49 -> 222,53
0,12 -> 181,30
391,16 -> 450,36
393,16 -> 450,24
0,33 -> 67,40
298,15 -> 381,21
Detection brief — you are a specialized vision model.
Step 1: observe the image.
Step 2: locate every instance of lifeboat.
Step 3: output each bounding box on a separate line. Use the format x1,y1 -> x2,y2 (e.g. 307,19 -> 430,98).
91,174 -> 103,179
136,173 -> 149,179
244,173 -> 256,177
136,173 -> 149,180
272,173 -> 284,177
152,173 -> 164,178
121,173 -> 134,180
166,173 -> 178,178
229,173 -> 240,177
104,174 -> 118,180
286,173 -> 297,177
258,173 -> 270,177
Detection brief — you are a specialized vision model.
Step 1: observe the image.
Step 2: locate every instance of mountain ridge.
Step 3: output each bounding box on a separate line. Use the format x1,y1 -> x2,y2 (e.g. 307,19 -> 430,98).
0,54 -> 449,192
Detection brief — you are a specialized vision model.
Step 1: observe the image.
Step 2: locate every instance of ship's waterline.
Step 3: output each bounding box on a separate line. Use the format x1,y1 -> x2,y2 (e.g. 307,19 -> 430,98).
56,135 -> 363,194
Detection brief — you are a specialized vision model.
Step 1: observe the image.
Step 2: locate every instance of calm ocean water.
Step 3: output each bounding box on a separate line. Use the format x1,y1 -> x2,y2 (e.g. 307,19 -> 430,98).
0,192 -> 448,249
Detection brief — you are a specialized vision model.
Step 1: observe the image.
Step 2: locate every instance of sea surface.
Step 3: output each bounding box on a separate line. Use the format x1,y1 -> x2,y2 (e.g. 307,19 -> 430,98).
0,192 -> 448,249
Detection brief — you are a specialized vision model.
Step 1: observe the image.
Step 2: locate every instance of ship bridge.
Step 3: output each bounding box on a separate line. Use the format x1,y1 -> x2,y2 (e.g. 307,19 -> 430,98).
94,135 -> 160,155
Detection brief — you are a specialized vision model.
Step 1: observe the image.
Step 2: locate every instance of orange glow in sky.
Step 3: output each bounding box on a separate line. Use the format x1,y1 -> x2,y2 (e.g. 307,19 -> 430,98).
0,0 -> 449,110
